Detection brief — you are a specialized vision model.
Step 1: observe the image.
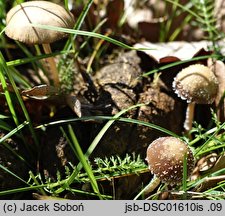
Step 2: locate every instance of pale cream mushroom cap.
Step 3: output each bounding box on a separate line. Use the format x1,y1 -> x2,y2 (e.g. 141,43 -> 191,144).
5,1 -> 75,44
173,64 -> 218,104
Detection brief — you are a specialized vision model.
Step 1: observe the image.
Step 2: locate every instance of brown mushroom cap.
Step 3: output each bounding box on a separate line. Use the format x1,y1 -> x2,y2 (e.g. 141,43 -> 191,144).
146,137 -> 195,185
173,64 -> 218,104
5,1 -> 75,44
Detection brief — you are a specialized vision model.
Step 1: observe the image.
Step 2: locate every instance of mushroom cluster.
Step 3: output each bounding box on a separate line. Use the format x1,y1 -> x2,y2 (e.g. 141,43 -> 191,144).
146,136 -> 195,185
5,1 -> 75,86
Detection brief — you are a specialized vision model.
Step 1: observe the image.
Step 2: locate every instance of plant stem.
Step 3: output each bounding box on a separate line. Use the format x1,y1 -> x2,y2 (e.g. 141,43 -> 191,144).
134,176 -> 161,200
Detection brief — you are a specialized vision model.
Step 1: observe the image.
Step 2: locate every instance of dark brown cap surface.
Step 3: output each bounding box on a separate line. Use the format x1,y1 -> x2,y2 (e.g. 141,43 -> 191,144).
146,137 -> 195,185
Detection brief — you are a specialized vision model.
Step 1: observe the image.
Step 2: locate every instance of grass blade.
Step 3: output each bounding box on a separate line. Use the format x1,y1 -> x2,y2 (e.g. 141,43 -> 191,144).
0,53 -> 20,126
67,124 -> 103,199
64,0 -> 94,51
31,23 -> 151,51
52,104 -> 144,194
6,50 -> 74,67
0,164 -> 27,185
0,52 -> 39,150
0,121 -> 28,143
36,115 -> 178,138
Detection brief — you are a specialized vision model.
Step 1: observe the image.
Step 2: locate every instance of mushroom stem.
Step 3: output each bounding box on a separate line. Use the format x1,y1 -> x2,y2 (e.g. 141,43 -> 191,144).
134,176 -> 160,200
184,103 -> 195,132
144,176 -> 161,195
42,43 -> 60,86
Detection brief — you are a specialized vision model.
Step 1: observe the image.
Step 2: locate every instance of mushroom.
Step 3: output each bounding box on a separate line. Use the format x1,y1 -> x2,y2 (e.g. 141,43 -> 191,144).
172,64 -> 219,132
5,1 -> 75,86
144,136 -> 195,195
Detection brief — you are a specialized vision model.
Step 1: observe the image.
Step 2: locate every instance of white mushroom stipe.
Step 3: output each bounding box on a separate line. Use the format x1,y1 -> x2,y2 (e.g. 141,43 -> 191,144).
183,103 -> 195,131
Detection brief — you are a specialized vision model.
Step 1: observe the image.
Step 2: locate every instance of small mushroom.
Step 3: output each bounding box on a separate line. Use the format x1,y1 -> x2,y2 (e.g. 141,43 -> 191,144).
139,136 -> 195,197
146,137 -> 195,185
173,64 -> 219,131
5,1 -> 75,86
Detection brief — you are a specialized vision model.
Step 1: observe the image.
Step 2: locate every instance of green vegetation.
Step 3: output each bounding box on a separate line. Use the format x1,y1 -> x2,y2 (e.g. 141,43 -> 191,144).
0,0 -> 225,200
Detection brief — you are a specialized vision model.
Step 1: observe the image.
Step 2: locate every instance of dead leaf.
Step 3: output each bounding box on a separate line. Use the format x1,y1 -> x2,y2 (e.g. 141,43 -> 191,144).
208,153 -> 225,174
191,153 -> 218,181
134,41 -> 213,62
65,95 -> 82,117
197,175 -> 225,192
106,0 -> 124,29
126,8 -> 153,29
21,85 -> 59,100
197,153 -> 218,172
209,59 -> 225,122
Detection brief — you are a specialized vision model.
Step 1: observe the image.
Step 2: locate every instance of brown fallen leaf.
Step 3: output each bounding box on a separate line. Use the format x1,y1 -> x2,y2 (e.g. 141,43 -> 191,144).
106,0 -> 124,29
209,59 -> 225,122
21,84 -> 59,100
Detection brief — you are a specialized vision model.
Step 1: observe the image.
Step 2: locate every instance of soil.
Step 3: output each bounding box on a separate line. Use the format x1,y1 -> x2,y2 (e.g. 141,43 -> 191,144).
35,50 -> 187,198
0,132 -> 29,193
0,47 -> 214,199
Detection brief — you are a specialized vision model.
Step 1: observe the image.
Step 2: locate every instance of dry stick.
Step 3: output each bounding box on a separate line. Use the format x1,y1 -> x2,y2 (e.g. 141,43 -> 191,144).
42,43 -> 60,86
